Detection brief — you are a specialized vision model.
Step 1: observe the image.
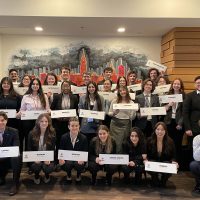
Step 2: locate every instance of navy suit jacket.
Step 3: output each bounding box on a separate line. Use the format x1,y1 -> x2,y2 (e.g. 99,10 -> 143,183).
0,126 -> 19,147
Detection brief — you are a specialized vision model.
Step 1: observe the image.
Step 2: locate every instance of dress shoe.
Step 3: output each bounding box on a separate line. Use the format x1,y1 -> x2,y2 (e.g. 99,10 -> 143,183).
9,184 -> 19,196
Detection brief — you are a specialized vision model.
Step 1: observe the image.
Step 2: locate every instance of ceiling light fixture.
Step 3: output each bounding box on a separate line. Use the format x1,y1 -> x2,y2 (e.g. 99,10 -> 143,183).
35,26 -> 43,32
117,27 -> 125,33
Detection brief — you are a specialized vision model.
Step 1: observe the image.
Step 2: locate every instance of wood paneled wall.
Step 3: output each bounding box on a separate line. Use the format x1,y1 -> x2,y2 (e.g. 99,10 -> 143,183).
161,27 -> 200,93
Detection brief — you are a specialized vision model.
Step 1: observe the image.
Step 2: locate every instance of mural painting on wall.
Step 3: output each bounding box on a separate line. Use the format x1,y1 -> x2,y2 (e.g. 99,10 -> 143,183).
8,42 -> 149,85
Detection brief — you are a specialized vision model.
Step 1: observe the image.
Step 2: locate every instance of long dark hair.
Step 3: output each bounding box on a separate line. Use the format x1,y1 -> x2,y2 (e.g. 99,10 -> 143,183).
25,78 -> 46,109
43,72 -> 58,85
30,113 -> 55,146
0,77 -> 19,97
95,125 -> 113,154
85,81 -> 102,111
128,127 -> 145,147
117,86 -> 131,103
116,76 -> 127,90
150,122 -> 173,156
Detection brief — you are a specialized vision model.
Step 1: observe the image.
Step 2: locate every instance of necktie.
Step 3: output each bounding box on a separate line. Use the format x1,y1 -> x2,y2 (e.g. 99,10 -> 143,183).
145,95 -> 150,107
0,133 -> 3,145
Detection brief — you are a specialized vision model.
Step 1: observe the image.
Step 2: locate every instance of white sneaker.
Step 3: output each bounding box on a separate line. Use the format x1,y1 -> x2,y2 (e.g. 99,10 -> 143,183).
43,176 -> 50,184
76,175 -> 81,182
66,175 -> 72,181
33,176 -> 41,185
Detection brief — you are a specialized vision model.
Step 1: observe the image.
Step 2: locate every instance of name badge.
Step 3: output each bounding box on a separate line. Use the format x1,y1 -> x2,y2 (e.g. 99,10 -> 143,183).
21,110 -> 48,120
159,94 -> 183,104
153,84 -> 171,94
145,161 -> 177,174
0,146 -> 19,158
13,86 -> 28,95
23,151 -> 54,162
113,103 -> 139,110
42,85 -> 61,94
98,92 -> 116,101
71,85 -> 87,94
51,109 -> 77,118
146,60 -> 167,72
127,84 -> 142,92
58,150 -> 88,162
140,107 -> 166,116
99,154 -> 129,165
0,109 -> 16,118
79,109 -> 105,120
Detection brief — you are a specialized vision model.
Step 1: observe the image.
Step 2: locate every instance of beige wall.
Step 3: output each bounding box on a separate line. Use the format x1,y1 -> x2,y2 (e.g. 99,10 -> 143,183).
0,35 -> 2,77
1,35 -> 161,76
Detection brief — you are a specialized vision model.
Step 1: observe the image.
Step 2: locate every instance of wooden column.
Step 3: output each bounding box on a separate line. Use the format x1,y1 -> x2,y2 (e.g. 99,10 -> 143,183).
161,27 -> 200,93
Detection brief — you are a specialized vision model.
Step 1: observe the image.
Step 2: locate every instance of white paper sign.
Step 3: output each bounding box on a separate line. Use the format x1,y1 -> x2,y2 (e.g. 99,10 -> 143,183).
98,85 -> 104,91
51,109 -> 77,118
14,86 -> 28,95
111,84 -> 117,90
21,110 -> 48,120
153,84 -> 171,94
23,151 -> 54,162
99,154 -> 129,165
140,107 -> 166,116
0,109 -> 16,118
79,109 -> 105,120
42,85 -> 61,94
127,84 -> 142,92
129,93 -> 136,100
0,146 -> 19,158
113,103 -> 139,110
58,150 -> 88,162
145,161 -> 177,174
98,92 -> 116,101
159,94 -> 183,104
71,85 -> 87,94
146,60 -> 167,72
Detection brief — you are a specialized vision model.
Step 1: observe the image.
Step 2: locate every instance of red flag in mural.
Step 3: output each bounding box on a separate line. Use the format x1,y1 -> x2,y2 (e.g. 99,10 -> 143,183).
80,49 -> 87,74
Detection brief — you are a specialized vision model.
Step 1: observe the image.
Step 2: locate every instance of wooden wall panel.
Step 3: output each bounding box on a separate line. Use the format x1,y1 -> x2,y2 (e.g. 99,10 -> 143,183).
161,27 -> 200,93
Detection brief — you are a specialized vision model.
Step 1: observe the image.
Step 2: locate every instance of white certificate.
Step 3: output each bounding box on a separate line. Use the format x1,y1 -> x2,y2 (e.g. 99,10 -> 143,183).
79,109 -> 105,120
159,94 -> 183,104
111,84 -> 117,90
58,150 -> 88,162
153,84 -> 171,94
145,161 -> 177,174
98,92 -> 116,101
71,85 -> 87,94
0,109 -> 16,118
42,85 -> 61,94
140,107 -> 166,116
113,103 -> 139,110
0,146 -> 19,158
129,93 -> 136,100
51,109 -> 77,118
127,84 -> 142,92
98,85 -> 104,91
23,151 -> 54,162
14,86 -> 28,95
146,60 -> 167,72
99,154 -> 129,165
21,110 -> 48,120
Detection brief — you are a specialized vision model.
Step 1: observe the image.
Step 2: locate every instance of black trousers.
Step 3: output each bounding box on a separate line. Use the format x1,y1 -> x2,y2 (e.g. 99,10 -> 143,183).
88,161 -> 118,176
30,162 -> 55,176
61,161 -> 86,176
121,164 -> 144,176
0,156 -> 22,184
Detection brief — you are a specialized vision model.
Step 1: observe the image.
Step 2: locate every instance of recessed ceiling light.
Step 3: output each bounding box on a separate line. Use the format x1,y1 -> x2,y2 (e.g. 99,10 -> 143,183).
117,27 -> 125,33
35,26 -> 43,32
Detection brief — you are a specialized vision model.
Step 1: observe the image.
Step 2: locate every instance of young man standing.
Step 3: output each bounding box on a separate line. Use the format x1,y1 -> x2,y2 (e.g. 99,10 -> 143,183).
98,67 -> 114,85
59,66 -> 76,86
9,69 -> 19,83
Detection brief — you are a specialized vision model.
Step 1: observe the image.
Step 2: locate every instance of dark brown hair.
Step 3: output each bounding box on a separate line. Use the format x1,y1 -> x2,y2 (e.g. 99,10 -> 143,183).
43,72 -> 58,85
117,86 -> 131,103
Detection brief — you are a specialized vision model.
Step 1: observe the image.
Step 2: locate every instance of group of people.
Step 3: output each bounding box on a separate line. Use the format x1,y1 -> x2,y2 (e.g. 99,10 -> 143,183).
0,66 -> 200,196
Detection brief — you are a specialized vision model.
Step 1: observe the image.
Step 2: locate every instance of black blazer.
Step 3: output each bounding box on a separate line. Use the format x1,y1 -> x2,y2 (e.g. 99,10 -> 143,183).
27,132 -> 56,151
50,93 -> 78,111
59,132 -> 88,151
135,93 -> 159,128
0,126 -> 19,147
183,91 -> 200,134
89,137 -> 116,162
146,136 -> 176,162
